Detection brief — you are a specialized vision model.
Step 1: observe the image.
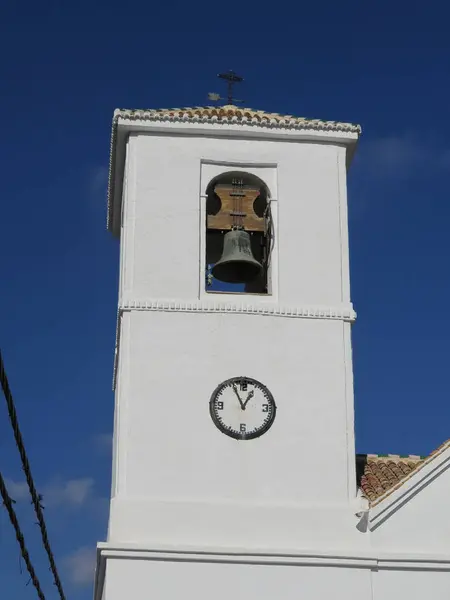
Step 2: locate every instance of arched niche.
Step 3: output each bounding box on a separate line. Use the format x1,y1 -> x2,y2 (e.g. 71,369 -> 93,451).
205,171 -> 272,295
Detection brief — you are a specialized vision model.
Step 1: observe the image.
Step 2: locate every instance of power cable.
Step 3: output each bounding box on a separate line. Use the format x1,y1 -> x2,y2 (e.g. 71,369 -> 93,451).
0,350 -> 67,600
0,470 -> 46,600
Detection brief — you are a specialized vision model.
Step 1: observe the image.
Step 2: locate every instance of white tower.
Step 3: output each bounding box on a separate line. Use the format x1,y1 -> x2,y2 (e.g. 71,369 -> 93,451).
94,104 -> 364,600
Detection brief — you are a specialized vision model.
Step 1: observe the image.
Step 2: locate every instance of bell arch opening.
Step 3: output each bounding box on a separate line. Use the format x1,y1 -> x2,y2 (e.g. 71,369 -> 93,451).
205,171 -> 272,295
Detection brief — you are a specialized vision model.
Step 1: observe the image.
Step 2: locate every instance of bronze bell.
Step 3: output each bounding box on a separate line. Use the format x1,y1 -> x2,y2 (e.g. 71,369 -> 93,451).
212,229 -> 263,284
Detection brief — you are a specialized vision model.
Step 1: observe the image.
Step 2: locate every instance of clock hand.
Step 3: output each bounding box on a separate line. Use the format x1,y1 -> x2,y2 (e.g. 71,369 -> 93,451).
232,384 -> 245,410
242,390 -> 254,409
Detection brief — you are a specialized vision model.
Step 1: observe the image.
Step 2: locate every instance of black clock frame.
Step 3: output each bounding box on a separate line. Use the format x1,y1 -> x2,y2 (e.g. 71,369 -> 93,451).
209,376 -> 276,440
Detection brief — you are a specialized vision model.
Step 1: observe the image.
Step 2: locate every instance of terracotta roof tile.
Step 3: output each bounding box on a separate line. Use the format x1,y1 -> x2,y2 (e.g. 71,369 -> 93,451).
358,454 -> 427,504
357,440 -> 450,505
113,105 -> 361,134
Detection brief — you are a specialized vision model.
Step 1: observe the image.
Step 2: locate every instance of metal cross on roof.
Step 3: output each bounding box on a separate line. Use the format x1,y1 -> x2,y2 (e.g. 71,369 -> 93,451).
208,70 -> 244,105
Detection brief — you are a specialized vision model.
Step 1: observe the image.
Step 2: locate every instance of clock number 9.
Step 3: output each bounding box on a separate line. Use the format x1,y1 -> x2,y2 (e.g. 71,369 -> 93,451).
217,401 -> 224,410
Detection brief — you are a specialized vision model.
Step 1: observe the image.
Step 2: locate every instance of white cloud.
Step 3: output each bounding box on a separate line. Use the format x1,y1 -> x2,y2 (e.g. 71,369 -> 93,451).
355,132 -> 450,183
64,546 -> 96,586
5,479 -> 29,501
92,432 -> 113,455
89,166 -> 108,195
6,477 -> 95,509
44,477 -> 94,506
44,478 -> 95,508
360,133 -> 426,178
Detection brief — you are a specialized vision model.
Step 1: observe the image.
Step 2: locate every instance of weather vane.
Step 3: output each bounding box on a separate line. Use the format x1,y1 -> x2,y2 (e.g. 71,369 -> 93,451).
208,70 -> 244,105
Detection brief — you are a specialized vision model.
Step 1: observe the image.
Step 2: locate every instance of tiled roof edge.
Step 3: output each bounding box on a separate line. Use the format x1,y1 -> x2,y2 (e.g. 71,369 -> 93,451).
366,453 -> 426,460
371,439 -> 450,507
359,439 -> 450,506
107,114 -> 119,231
113,106 -> 361,134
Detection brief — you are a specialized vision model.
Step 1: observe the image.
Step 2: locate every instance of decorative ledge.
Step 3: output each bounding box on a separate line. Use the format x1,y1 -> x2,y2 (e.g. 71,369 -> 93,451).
119,299 -> 357,322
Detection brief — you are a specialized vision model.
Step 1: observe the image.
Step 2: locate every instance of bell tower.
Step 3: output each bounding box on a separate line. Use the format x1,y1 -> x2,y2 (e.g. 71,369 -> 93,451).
95,103 -> 363,600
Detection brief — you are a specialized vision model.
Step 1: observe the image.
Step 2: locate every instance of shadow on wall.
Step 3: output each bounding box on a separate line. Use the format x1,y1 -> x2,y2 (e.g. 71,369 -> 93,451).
356,454 -> 368,489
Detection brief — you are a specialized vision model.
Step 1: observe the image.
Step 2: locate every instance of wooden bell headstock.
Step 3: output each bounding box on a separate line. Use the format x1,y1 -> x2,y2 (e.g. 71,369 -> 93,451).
207,180 -> 265,233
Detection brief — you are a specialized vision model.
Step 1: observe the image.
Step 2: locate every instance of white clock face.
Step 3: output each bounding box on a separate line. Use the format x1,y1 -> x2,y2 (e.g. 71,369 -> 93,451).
209,377 -> 276,440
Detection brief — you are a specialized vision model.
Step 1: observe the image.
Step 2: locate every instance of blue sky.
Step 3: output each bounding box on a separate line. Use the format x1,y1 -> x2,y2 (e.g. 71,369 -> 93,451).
2,0 -> 450,598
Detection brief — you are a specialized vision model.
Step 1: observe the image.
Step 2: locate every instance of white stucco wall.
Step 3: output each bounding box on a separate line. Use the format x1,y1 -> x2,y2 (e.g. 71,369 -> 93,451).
108,125 -> 359,550
99,553 -> 450,600
119,132 -> 351,306
109,309 -> 359,550
373,569 -> 450,600
371,458 -> 450,553
102,557 -> 373,600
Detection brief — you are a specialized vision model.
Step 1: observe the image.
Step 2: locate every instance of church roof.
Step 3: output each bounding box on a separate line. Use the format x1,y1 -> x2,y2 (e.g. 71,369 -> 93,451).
358,439 -> 450,505
113,105 -> 361,134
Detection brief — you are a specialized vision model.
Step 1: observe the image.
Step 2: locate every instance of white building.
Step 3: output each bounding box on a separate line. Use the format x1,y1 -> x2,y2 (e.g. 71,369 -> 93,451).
94,105 -> 450,600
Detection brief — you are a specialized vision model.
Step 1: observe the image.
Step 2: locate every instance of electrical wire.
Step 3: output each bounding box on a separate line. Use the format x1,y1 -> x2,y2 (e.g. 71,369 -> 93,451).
263,198 -> 275,271
0,350 -> 67,600
0,470 -> 46,600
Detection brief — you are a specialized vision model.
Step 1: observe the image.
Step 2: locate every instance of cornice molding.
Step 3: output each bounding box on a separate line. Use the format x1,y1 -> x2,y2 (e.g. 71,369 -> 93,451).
97,541 -> 450,568
118,298 -> 356,321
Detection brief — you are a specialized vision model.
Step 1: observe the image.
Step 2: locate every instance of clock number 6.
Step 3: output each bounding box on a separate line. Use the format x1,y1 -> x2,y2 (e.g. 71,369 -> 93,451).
240,423 -> 246,433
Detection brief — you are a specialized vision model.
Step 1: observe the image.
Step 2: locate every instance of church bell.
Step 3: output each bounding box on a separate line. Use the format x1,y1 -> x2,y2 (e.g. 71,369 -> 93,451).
212,229 -> 263,284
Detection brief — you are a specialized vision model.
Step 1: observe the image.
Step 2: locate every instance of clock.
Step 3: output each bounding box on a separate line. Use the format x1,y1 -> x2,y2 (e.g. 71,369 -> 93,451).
209,376 -> 276,440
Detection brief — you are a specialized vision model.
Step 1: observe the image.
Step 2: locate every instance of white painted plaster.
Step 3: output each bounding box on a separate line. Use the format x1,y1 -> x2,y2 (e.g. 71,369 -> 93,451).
117,312 -> 353,501
108,309 -> 359,552
96,545 -> 450,600
373,569 -> 450,600
370,450 -> 450,553
100,555 -> 373,600
96,548 -> 450,600
119,132 -> 349,306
